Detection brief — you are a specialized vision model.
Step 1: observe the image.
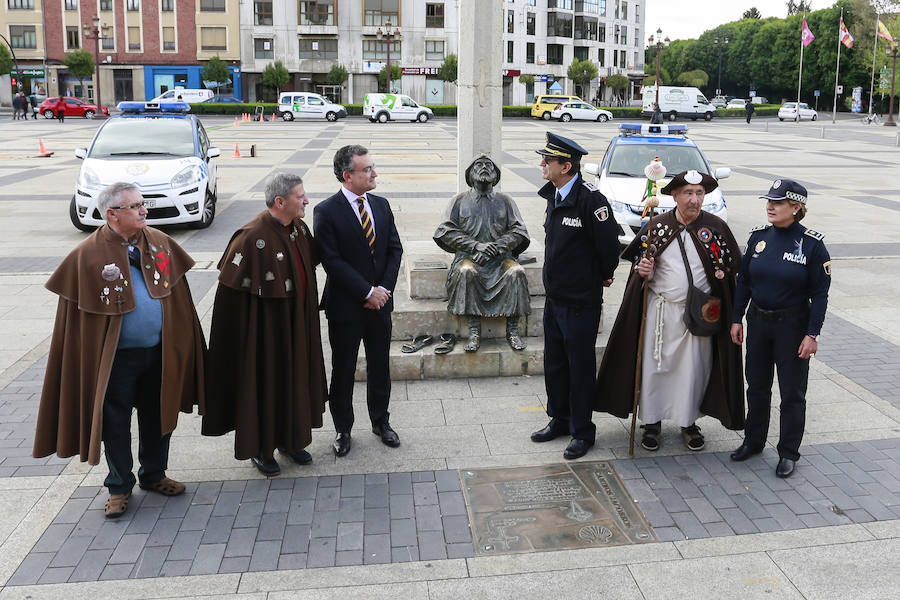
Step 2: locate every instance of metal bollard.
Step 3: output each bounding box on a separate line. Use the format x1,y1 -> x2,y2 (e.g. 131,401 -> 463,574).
765,121 -> 768,132
896,132 -> 900,147
250,144 -> 257,157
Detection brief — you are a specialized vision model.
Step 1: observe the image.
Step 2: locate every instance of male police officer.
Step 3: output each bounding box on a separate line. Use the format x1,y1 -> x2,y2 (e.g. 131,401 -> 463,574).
530,133 -> 620,459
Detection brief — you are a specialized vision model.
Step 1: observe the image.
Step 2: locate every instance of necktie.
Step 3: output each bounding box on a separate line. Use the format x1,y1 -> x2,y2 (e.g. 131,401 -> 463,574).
356,197 -> 375,254
555,191 -> 562,207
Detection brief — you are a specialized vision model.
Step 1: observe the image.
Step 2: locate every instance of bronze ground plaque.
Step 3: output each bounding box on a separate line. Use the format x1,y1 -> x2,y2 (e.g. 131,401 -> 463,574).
460,461 -> 656,555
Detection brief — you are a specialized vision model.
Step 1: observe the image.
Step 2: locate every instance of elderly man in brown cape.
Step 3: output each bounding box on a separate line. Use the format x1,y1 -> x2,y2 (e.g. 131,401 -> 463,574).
434,154 -> 531,351
34,182 -> 205,519
595,170 -> 744,452
202,173 -> 327,477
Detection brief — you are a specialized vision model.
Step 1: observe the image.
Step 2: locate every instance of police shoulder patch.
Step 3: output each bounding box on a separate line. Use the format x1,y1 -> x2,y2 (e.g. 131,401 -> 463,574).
749,224 -> 771,233
582,180 -> 598,192
804,228 -> 825,241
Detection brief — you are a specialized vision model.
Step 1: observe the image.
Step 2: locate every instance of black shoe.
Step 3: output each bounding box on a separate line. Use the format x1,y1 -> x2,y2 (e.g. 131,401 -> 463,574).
680,424 -> 705,451
730,443 -> 763,462
333,433 -> 352,457
563,438 -> 594,460
640,422 -> 661,451
530,422 -> 567,443
278,448 -> 312,465
776,458 -> 796,478
372,423 -> 400,448
250,456 -> 280,476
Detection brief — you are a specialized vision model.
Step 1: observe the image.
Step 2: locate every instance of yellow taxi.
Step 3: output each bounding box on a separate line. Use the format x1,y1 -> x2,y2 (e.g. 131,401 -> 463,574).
531,94 -> 581,120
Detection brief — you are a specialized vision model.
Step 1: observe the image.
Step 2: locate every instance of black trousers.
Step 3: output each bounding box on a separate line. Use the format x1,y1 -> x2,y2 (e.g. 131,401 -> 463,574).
328,312 -> 391,434
103,344 -> 170,494
743,303 -> 810,461
543,298 -> 601,442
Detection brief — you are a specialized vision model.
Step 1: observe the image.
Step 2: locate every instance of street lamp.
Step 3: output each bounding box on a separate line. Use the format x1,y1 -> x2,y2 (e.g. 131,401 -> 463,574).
648,28 -> 670,108
714,36 -> 729,96
82,16 -> 110,114
885,39 -> 899,127
376,20 -> 400,94
0,33 -> 22,93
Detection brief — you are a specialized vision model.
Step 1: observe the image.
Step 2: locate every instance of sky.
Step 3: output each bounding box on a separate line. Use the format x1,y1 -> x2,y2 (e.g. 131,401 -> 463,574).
644,0 -> 805,42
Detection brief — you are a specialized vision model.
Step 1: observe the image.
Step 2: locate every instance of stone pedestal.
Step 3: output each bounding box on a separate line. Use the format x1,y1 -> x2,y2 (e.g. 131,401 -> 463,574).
456,0 -> 503,193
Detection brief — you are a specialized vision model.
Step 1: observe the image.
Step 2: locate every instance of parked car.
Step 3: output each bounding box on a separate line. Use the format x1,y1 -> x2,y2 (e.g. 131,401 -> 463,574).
40,96 -> 109,119
726,98 -> 748,109
582,123 -> 731,245
751,96 -> 769,104
277,92 -> 347,121
778,102 -> 818,121
531,94 -> 581,120
363,93 -> 433,123
552,101 -> 613,122
710,96 -> 728,108
203,95 -> 242,103
641,86 -> 715,121
70,101 -> 220,232
151,88 -> 213,103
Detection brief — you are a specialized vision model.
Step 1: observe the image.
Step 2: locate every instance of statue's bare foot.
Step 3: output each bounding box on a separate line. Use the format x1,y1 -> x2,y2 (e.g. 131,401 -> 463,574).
464,334 -> 481,352
506,332 -> 526,351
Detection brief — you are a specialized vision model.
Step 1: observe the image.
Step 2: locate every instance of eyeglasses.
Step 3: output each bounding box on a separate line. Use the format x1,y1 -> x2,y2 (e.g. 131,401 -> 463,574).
351,166 -> 376,174
110,201 -> 146,211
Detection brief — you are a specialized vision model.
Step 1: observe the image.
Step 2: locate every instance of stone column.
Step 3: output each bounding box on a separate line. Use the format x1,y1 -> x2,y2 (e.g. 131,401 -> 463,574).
456,0 -> 503,193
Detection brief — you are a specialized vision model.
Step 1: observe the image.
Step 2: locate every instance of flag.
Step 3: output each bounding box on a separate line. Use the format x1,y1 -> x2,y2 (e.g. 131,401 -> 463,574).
801,18 -> 815,47
877,20 -> 896,52
839,19 -> 854,48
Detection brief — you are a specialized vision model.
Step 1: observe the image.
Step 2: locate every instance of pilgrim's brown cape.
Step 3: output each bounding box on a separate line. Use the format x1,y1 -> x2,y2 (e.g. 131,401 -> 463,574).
201,211 -> 327,459
33,225 -> 206,465
595,210 -> 746,430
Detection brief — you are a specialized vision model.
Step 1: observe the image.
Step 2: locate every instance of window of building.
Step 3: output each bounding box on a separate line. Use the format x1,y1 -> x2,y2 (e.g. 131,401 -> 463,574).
547,12 -> 573,38
64,0 -> 77,10
161,0 -> 173,9
299,1 -> 335,25
425,3 -> 443,28
507,9 -> 514,34
575,0 -> 598,11
525,81 -> 534,103
614,0 -> 618,18
621,26 -> 626,45
614,24 -> 619,44
598,47 -> 604,66
634,3 -> 639,21
162,26 -> 175,50
526,42 -> 534,63
618,49 -> 626,68
598,0 -> 606,16
547,43 -> 564,65
621,2 -> 627,20
362,38 -> 401,60
363,0 -> 399,27
525,0 -> 535,5
598,23 -> 605,42
254,38 -> 273,59
548,0 -> 572,8
200,0 -> 225,12
634,28 -> 639,47
298,37 -> 337,59
254,1 -> 272,25
7,0 -> 34,8
99,0 -> 112,9
425,39 -> 444,60
9,25 -> 37,48
526,12 -> 535,35
102,33 -> 114,49
575,16 -> 597,40
127,26 -> 141,50
66,26 -> 79,49
127,0 -> 139,10
507,40 -> 514,63
574,46 -> 588,61
200,26 -> 227,50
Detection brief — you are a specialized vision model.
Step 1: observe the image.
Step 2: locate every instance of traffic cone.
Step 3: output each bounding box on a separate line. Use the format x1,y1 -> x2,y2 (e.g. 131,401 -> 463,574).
271,112 -> 276,122
234,116 -> 239,126
233,143 -> 241,158
37,139 -> 54,157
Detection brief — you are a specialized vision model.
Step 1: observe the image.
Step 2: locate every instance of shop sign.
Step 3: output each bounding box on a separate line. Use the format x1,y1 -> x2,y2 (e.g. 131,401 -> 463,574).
502,69 -> 521,77
11,68 -> 45,77
401,67 -> 439,75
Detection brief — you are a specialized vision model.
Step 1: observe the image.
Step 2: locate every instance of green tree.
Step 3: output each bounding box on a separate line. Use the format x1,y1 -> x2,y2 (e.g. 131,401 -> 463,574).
437,53 -> 458,83
377,64 -> 401,92
743,7 -> 762,19
606,74 -> 630,102
261,60 -> 290,96
0,43 -> 12,76
567,57 -> 599,86
643,57 -> 671,86
518,74 -> 535,85
63,50 -> 95,97
326,64 -> 349,85
676,69 -> 709,87
201,55 -> 231,93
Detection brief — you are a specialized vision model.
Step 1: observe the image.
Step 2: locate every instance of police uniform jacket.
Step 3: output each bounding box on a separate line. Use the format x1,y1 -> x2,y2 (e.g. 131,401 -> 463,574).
539,175 -> 620,308
733,222 -> 830,334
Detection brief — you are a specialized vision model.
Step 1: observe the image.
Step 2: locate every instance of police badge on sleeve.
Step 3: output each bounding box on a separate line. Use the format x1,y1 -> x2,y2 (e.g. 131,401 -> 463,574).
594,206 -> 609,222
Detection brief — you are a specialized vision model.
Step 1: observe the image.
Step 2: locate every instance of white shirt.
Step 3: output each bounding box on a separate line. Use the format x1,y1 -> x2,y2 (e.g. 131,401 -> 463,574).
341,186 -> 376,232
555,173 -> 579,204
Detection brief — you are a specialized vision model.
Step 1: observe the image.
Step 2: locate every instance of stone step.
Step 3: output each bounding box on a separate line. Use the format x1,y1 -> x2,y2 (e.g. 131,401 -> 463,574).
391,295 -> 546,341
407,252 -> 545,300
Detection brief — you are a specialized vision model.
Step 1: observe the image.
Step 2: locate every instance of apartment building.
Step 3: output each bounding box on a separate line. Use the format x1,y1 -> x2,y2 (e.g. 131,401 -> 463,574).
2,0 -> 46,104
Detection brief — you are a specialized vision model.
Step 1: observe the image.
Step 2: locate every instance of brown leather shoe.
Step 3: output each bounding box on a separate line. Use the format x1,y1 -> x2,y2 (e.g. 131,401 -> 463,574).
139,477 -> 186,496
105,493 -> 131,519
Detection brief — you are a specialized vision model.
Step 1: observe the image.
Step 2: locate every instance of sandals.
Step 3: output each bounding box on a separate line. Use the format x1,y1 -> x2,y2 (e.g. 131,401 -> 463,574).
681,424 -> 705,451
139,477 -> 186,496
105,493 -> 131,519
433,333 -> 457,354
640,422 -> 661,451
401,334 -> 434,353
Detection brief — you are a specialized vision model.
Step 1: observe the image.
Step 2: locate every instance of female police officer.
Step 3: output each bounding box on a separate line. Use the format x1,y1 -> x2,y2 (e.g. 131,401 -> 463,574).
729,179 -> 831,478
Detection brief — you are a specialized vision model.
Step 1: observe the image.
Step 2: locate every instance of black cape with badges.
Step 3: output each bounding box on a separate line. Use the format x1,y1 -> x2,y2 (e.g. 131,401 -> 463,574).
595,209 -> 746,430
202,211 -> 327,459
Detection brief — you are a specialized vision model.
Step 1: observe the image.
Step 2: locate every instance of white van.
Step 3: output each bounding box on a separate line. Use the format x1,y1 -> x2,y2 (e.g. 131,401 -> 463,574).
363,93 -> 433,123
277,92 -> 347,121
151,88 -> 213,103
642,86 -> 715,121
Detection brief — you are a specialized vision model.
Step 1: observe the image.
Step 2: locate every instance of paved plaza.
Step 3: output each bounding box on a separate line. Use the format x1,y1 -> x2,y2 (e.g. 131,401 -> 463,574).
0,114 -> 899,598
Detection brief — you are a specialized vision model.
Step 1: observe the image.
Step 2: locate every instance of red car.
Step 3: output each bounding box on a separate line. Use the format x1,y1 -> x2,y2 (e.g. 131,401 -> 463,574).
40,96 -> 110,119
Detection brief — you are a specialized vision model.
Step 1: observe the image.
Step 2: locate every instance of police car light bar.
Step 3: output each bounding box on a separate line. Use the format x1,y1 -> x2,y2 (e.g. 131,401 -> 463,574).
618,123 -> 688,137
117,101 -> 192,114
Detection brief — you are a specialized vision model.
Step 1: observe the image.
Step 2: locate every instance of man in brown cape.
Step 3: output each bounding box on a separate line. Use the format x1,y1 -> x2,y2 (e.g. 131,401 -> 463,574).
34,182 -> 206,518
595,170 -> 745,451
202,173 -> 327,476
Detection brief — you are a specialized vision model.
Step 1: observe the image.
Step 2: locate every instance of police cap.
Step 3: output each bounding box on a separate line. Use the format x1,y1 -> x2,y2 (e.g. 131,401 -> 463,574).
760,178 -> 807,204
660,170 -> 719,195
536,132 -> 588,161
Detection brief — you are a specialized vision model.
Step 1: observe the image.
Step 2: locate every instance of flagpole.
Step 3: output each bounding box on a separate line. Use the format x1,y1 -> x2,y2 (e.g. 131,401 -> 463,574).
833,9 -> 843,124
797,13 -> 805,125
870,14 -> 880,116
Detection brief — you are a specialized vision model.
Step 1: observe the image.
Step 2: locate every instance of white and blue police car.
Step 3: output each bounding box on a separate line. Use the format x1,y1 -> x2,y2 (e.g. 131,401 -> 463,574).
583,123 -> 732,245
70,101 -> 221,231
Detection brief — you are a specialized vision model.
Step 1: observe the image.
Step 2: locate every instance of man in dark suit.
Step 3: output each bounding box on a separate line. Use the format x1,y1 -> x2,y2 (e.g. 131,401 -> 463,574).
314,145 -> 404,457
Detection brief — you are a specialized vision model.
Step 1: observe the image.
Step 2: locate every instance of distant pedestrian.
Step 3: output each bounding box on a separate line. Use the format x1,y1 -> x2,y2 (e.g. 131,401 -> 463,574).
745,99 -> 755,124
28,94 -> 38,119
650,102 -> 663,124
55,96 -> 66,123
11,93 -> 21,120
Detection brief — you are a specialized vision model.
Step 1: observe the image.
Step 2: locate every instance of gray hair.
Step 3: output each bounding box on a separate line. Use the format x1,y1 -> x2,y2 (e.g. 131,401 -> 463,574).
333,144 -> 368,183
97,182 -> 141,215
264,173 -> 304,207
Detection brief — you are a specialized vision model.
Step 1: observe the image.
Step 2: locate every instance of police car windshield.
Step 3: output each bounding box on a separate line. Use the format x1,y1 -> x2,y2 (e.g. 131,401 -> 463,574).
607,144 -> 708,178
90,118 -> 195,157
